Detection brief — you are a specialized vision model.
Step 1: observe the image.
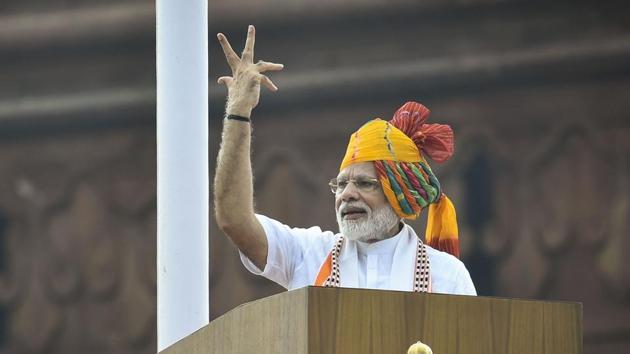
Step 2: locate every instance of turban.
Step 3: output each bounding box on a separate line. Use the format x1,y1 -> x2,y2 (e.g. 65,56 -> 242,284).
339,101 -> 460,258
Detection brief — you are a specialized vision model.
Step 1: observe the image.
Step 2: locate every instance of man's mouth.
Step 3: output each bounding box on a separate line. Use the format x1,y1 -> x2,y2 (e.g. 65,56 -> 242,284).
341,207 -> 367,220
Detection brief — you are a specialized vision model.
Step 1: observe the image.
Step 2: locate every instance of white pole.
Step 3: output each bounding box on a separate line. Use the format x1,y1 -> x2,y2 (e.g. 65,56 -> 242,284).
156,0 -> 209,351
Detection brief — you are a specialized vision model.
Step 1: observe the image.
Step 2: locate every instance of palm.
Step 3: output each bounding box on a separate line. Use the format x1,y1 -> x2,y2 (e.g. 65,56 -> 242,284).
217,26 -> 283,116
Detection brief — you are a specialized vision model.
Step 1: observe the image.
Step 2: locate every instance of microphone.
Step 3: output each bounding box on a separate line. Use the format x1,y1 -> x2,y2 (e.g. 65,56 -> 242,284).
407,340 -> 433,354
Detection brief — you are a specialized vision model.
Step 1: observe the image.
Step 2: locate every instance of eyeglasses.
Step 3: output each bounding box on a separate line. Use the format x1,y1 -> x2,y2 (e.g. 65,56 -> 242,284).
328,177 -> 381,194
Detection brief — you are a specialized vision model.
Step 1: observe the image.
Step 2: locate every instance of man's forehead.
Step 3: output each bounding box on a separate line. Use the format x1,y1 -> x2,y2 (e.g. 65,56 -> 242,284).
337,162 -> 377,178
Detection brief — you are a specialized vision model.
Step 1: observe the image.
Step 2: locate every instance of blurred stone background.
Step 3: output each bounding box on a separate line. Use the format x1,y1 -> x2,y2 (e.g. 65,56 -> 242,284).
0,0 -> 629,353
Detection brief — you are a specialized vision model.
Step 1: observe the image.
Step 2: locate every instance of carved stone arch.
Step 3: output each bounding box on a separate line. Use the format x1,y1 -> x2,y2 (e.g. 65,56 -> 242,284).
519,120 -> 621,302
524,121 -> 616,255
589,127 -> 630,302
253,145 -> 329,227
42,180 -> 122,303
440,127 -> 523,296
0,215 -> 28,307
83,135 -> 156,218
7,159 -> 76,212
0,170 -> 38,308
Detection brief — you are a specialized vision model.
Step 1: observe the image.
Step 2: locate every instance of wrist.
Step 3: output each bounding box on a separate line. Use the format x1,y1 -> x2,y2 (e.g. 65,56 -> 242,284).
225,114 -> 250,123
226,101 -> 252,118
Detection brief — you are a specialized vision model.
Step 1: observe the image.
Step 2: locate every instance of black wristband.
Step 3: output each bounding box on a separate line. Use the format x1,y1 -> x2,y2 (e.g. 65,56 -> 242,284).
226,114 -> 250,123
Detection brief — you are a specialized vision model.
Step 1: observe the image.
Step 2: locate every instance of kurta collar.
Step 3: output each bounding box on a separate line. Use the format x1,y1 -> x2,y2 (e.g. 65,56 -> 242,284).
339,224 -> 419,290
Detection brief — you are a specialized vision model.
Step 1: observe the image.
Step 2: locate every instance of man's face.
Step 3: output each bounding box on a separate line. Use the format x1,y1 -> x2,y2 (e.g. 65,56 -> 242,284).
334,162 -> 400,242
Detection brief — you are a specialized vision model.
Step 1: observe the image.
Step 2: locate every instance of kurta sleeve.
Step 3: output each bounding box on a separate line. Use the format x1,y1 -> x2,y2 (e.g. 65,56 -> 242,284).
452,262 -> 477,296
239,214 -> 329,289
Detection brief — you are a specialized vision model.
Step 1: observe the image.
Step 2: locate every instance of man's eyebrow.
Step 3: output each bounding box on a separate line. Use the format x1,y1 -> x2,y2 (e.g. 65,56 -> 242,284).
336,174 -> 377,180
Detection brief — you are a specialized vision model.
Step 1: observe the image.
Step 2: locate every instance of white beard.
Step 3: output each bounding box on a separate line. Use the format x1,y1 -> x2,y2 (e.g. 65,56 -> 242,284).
336,201 -> 400,242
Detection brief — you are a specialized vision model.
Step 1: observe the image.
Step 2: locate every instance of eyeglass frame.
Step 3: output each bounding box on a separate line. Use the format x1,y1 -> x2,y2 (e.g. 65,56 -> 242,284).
328,176 -> 381,195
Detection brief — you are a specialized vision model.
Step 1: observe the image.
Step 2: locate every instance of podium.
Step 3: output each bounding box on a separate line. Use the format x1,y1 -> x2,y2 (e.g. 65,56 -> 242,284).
160,286 -> 582,354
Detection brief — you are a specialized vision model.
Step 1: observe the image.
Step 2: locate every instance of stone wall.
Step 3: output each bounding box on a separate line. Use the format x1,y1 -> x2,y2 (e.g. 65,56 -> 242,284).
0,0 -> 628,352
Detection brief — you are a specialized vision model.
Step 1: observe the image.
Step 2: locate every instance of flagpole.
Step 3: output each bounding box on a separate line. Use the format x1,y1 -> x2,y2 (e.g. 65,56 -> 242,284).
156,0 -> 209,351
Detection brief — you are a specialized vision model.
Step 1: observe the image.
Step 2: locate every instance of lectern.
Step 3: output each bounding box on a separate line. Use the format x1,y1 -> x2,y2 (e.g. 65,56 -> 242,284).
160,286 -> 582,354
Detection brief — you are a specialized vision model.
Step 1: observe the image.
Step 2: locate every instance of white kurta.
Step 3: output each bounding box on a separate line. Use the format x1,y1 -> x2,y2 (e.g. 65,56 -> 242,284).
239,214 -> 477,295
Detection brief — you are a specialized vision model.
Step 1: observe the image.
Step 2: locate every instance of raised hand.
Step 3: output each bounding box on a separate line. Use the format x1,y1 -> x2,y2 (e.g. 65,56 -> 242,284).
217,25 -> 284,118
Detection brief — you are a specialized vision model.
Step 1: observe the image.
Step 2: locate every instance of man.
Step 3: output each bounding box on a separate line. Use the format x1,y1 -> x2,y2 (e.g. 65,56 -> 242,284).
214,26 -> 476,295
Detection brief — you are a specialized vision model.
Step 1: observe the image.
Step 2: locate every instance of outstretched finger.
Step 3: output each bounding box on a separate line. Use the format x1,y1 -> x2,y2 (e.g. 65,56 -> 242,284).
217,76 -> 233,86
242,25 -> 255,63
256,61 -> 284,73
260,75 -> 278,92
217,33 -> 240,70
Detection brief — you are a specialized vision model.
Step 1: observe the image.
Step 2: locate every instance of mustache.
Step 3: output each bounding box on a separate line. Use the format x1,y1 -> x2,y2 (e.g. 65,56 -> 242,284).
337,201 -> 371,217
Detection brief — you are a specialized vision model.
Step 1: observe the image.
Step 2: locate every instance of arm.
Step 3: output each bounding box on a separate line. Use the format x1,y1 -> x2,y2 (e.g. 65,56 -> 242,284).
454,262 -> 477,296
213,25 -> 283,270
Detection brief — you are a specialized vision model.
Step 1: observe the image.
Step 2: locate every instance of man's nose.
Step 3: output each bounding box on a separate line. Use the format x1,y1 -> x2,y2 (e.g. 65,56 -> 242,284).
338,181 -> 360,201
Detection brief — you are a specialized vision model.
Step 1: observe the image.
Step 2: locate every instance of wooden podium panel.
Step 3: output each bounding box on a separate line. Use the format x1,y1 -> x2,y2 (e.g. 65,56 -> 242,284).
308,287 -> 581,354
161,288 -> 308,353
160,287 -> 582,354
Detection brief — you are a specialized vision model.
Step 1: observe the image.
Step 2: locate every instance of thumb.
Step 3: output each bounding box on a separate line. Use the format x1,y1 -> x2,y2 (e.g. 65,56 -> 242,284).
217,76 -> 233,86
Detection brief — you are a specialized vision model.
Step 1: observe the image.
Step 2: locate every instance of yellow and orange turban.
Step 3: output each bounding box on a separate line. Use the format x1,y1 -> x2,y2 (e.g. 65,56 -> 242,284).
340,102 -> 460,258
